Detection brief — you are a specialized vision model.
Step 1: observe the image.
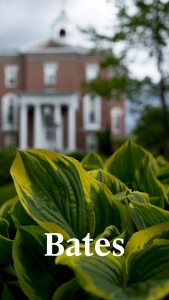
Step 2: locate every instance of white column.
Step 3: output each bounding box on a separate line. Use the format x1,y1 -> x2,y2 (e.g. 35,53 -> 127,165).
54,105 -> 63,151
34,104 -> 43,148
67,104 -> 76,152
19,103 -> 28,149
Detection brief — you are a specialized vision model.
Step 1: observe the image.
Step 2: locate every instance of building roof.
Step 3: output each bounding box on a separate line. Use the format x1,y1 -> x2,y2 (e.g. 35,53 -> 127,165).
0,49 -> 20,57
53,9 -> 70,26
19,38 -> 90,55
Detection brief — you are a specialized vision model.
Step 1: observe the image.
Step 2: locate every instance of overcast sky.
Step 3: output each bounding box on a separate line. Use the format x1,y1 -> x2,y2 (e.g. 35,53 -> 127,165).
0,0 -> 113,49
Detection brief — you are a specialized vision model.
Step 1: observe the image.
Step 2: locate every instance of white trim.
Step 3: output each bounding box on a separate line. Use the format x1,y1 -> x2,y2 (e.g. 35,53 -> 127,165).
54,105 -> 63,151
19,93 -> 79,107
67,104 -> 76,152
20,45 -> 89,55
34,104 -> 43,148
19,103 -> 28,149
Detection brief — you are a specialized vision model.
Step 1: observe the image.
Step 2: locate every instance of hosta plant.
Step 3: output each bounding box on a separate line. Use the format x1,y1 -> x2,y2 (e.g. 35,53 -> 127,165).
0,140 -> 169,299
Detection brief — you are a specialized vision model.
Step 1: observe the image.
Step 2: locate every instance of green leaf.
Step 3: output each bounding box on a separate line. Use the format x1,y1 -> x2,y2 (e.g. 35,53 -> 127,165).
57,252 -> 125,300
0,217 -> 9,237
127,191 -> 149,204
2,284 -> 14,300
129,200 -> 169,229
81,152 -> 104,171
11,199 -> 36,227
157,158 -> 169,185
105,141 -> 167,205
11,149 -> 133,239
125,280 -> 169,300
2,282 -> 27,300
0,197 -> 17,238
149,196 -> 164,208
127,239 -> 169,284
12,225 -> 72,300
89,169 -> 128,195
57,242 -> 169,300
52,278 -> 80,300
52,278 -> 97,300
0,235 -> 13,266
125,221 -> 169,255
0,197 -> 17,220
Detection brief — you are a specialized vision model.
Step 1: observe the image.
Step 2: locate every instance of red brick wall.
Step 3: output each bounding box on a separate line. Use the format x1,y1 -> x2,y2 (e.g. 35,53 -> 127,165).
23,54 -> 102,92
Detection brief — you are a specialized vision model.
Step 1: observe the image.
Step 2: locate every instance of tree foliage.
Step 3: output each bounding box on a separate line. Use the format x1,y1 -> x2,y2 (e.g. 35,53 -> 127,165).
134,106 -> 169,157
84,0 -> 169,156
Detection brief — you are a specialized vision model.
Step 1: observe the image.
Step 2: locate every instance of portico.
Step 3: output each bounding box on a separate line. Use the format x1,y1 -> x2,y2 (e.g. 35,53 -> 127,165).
19,93 -> 79,152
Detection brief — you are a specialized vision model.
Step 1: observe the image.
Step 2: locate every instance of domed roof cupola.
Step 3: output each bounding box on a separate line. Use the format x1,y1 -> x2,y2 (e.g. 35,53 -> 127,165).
51,10 -> 71,44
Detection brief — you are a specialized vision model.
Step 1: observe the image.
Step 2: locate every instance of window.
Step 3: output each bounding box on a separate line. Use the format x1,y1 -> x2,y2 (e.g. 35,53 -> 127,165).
4,65 -> 18,88
1,94 -> 18,131
59,28 -> 66,38
83,94 -> 101,130
111,107 -> 123,135
43,63 -> 58,86
85,64 -> 99,81
86,134 -> 98,151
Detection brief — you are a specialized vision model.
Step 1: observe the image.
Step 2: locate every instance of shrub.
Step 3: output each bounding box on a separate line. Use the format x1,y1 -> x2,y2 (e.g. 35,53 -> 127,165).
0,149 -> 16,186
0,141 -> 169,299
68,151 -> 87,162
97,128 -> 113,156
0,183 -> 16,207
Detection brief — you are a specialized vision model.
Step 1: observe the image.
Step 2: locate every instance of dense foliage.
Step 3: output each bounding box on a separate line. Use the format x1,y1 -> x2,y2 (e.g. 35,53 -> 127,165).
0,141 -> 169,299
134,106 -> 169,156
0,149 -> 16,186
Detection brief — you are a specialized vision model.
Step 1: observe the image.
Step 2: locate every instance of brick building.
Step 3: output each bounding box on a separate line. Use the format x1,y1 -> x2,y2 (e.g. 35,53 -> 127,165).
0,10 -> 125,152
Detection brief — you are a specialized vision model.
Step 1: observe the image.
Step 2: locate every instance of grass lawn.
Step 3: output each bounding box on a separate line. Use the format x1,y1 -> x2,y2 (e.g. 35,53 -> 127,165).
0,183 -> 16,207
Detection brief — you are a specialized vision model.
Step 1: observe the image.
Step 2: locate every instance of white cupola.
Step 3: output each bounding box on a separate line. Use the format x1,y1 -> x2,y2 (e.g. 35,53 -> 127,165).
51,10 -> 72,44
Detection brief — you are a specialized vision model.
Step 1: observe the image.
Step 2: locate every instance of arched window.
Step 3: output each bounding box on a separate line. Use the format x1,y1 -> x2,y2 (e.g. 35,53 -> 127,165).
83,94 -> 101,130
111,107 -> 123,135
1,94 -> 19,131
